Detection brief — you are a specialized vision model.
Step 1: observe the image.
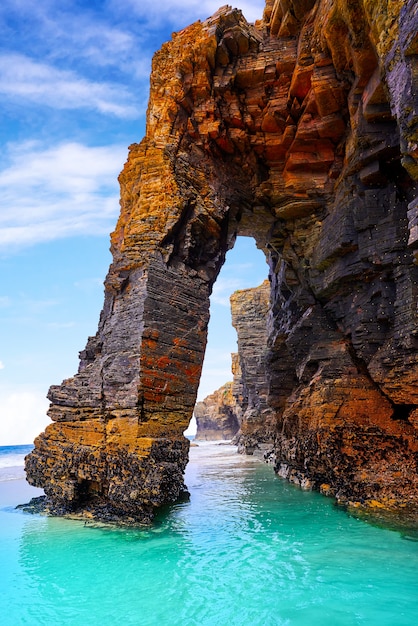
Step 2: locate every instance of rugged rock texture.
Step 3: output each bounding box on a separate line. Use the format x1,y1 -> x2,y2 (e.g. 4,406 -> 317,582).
230,280 -> 278,453
26,0 -> 418,524
195,280 -> 272,446
194,380 -> 241,440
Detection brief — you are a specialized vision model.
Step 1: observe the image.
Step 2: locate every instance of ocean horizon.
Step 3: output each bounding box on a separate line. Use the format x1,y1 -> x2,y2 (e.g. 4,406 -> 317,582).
0,444 -> 34,483
1,442 -> 418,625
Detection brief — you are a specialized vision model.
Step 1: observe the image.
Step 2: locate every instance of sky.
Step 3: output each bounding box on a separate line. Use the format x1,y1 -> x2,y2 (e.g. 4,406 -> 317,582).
0,0 -> 267,445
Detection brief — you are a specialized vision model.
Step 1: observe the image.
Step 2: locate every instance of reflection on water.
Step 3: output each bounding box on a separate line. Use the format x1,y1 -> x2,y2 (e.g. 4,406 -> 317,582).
3,443 -> 418,625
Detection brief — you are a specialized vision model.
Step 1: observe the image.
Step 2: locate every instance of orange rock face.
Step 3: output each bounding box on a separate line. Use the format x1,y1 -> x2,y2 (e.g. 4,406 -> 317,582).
26,0 -> 418,524
194,382 -> 241,441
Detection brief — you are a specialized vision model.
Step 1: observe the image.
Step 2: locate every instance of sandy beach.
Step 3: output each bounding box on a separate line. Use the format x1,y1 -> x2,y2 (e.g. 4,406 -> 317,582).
0,473 -> 43,509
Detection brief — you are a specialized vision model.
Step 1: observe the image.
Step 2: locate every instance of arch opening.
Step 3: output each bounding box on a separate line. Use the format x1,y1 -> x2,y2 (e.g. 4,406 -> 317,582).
190,236 -> 268,441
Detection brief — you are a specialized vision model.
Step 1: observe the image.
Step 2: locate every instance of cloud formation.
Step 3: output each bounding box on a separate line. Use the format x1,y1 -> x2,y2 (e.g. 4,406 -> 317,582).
0,54 -> 139,118
0,1 -> 267,257
0,386 -> 49,445
211,260 -> 267,306
0,141 -> 127,252
211,277 -> 250,307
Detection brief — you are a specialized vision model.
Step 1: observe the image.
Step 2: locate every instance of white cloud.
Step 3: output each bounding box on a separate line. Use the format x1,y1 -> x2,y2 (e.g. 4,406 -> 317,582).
51,21 -> 136,66
0,53 -> 139,118
0,141 -> 124,194
211,277 -> 250,307
48,21 -> 152,80
0,1 -> 266,119
0,141 -> 126,252
0,387 -> 49,445
0,361 -> 4,370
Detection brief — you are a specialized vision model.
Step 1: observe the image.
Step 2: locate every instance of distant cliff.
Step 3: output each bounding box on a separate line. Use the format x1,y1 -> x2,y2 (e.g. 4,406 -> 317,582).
194,381 -> 240,441
26,0 -> 418,525
195,280 -> 275,451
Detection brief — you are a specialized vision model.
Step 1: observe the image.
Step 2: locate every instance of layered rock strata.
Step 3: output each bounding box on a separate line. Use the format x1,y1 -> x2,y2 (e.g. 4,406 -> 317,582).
230,280 -> 277,453
194,380 -> 241,441
195,280 -> 276,452
195,280 -> 272,445
26,0 -> 418,523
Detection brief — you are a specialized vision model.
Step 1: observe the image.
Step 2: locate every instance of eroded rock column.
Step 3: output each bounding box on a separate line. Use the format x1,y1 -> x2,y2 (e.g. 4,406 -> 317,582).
25,13 -> 251,521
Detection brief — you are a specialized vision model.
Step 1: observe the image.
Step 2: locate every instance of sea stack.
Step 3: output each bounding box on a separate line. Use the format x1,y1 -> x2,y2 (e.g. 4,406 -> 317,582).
26,0 -> 418,524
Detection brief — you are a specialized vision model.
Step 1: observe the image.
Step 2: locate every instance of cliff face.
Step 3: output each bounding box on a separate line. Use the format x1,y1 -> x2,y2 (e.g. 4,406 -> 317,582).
195,280 -> 275,451
194,380 -> 241,441
26,0 -> 418,523
230,280 -> 277,452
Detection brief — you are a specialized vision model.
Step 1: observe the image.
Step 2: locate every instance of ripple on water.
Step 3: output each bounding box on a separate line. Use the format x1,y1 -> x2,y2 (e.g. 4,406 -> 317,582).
1,443 -> 418,625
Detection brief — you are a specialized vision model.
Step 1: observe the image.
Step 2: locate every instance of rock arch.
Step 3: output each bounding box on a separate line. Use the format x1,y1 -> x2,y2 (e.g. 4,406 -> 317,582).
26,1 -> 418,524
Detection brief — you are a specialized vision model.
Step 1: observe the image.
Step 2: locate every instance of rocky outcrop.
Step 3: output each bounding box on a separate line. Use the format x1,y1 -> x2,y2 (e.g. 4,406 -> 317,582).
194,380 -> 240,441
26,0 -> 418,524
195,280 -> 273,446
230,280 -> 278,453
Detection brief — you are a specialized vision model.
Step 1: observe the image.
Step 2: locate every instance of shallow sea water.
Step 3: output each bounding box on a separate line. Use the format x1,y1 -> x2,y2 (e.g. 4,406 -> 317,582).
1,442 -> 418,625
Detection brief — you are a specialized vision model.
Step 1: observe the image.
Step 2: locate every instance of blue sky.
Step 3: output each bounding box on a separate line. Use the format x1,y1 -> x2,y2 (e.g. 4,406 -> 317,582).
0,0 -> 267,444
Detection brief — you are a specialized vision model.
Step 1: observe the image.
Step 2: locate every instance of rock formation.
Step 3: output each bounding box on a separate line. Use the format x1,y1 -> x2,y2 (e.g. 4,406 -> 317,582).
194,380 -> 241,441
26,0 -> 418,524
230,280 -> 278,452
195,280 -> 272,446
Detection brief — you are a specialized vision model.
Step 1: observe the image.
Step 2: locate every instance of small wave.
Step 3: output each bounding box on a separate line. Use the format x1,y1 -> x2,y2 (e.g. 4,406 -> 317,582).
0,445 -> 32,470
0,456 -> 27,469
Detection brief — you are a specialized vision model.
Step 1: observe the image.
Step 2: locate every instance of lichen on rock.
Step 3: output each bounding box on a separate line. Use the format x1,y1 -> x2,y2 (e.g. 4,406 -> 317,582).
26,0 -> 418,525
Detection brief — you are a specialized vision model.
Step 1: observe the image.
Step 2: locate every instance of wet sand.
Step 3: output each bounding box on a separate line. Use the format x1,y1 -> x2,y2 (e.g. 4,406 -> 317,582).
0,472 -> 43,508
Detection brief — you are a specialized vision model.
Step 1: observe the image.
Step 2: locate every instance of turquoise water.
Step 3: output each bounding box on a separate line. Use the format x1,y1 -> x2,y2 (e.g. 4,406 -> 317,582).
1,443 -> 418,625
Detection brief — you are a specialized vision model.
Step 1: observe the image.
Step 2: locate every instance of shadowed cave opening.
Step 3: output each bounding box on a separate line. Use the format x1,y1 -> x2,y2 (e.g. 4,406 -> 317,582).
76,479 -> 104,506
189,236 -> 268,439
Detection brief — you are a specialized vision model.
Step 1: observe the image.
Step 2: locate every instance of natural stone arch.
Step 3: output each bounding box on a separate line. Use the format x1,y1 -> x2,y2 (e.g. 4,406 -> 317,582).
25,8 -> 289,521
26,2 -> 418,524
